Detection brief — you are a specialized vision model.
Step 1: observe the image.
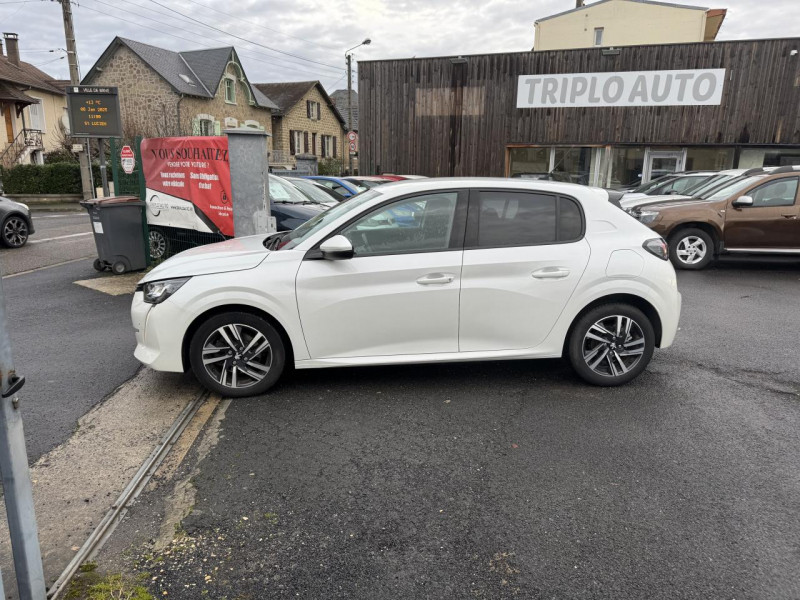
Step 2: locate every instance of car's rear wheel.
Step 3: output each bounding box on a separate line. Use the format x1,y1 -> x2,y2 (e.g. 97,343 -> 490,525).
669,228 -> 714,270
2,215 -> 29,248
189,312 -> 285,398
568,304 -> 655,386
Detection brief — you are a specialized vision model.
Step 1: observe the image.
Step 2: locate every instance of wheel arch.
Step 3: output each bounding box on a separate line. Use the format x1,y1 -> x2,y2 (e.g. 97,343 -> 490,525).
562,293 -> 664,356
666,221 -> 721,251
181,304 -> 295,372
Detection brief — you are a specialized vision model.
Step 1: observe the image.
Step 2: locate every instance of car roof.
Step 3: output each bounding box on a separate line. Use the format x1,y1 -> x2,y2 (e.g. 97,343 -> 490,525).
359,177 -> 610,199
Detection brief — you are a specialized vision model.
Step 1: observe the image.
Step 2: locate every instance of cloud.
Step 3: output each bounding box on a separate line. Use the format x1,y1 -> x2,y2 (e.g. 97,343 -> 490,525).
4,0 -> 799,93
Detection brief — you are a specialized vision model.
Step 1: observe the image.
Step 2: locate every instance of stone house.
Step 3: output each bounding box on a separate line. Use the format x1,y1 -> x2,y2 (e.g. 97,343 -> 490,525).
0,33 -> 68,167
253,81 -> 345,171
82,37 -> 277,144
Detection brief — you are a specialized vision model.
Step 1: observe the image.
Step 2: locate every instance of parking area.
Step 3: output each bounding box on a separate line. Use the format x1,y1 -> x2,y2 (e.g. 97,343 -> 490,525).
101,261 -> 800,600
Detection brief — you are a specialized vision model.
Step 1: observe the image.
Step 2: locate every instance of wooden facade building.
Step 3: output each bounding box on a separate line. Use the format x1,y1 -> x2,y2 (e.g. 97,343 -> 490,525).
358,38 -> 800,188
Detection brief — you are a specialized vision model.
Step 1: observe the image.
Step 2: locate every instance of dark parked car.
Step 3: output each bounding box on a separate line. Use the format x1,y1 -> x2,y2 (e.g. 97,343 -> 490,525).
0,195 -> 34,248
284,177 -> 345,207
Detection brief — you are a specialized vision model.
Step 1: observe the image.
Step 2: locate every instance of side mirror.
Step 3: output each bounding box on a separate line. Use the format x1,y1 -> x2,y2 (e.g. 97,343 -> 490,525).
319,234 -> 354,260
732,195 -> 754,208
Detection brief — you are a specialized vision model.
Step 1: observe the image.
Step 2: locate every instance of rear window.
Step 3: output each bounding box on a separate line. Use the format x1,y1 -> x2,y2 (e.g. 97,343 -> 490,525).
474,191 -> 583,248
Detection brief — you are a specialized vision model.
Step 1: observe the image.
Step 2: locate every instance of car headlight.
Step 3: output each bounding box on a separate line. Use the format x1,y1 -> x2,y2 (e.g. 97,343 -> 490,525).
637,210 -> 660,225
139,277 -> 190,305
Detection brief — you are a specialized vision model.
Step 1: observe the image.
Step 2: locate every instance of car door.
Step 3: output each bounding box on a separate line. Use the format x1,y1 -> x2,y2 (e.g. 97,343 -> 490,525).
459,189 -> 591,352
724,176 -> 800,250
295,190 -> 467,358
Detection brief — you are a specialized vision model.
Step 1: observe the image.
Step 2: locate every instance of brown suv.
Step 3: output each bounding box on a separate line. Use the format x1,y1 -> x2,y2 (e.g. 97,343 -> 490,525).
630,167 -> 800,269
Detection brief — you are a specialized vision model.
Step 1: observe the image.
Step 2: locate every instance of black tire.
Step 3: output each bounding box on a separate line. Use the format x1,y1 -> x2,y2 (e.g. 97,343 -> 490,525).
111,260 -> 128,275
668,228 -> 714,270
189,312 -> 285,398
148,227 -> 169,261
93,258 -> 105,272
2,215 -> 29,248
568,303 -> 655,387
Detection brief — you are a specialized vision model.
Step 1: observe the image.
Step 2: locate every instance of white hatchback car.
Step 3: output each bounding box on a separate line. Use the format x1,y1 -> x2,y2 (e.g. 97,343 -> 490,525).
132,178 -> 681,396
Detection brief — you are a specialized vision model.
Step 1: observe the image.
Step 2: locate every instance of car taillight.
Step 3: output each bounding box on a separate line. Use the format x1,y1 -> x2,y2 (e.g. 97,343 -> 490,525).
642,238 -> 669,261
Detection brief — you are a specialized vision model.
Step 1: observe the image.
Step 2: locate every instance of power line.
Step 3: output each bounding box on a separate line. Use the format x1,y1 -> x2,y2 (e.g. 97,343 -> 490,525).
81,0 -> 342,77
182,0 -> 338,52
76,0 -> 343,81
145,0 -> 344,71
34,56 -> 65,67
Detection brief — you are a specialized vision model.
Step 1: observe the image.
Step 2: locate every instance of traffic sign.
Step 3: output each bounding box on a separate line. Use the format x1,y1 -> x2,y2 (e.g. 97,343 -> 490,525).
120,145 -> 135,174
347,131 -> 357,142
349,141 -> 357,152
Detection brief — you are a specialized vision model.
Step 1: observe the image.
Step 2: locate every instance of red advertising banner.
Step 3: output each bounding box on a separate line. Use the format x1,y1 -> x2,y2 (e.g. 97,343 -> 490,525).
141,136 -> 234,236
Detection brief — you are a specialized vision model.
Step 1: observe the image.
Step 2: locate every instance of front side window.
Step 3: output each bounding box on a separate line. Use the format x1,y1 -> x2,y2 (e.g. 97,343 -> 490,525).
747,177 -> 799,207
474,191 -> 582,248
341,192 -> 459,256
224,78 -> 236,103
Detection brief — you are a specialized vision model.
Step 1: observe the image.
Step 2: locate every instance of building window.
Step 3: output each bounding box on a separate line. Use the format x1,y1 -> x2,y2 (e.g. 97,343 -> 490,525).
321,135 -> 333,158
290,130 -> 303,155
224,78 -> 236,104
508,146 -> 601,186
199,118 -> 214,136
27,99 -> 45,131
594,27 -> 604,47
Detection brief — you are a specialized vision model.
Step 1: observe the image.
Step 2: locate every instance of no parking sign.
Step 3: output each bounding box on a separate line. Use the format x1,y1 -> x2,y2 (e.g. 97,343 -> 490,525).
120,145 -> 135,175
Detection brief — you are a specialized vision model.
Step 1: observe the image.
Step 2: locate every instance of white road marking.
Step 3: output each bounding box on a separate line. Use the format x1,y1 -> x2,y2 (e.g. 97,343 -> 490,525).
2,257 -> 93,279
29,232 -> 93,244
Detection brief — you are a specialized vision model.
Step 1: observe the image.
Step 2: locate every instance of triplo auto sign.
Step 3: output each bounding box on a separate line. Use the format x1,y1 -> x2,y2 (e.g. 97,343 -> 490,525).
516,69 -> 725,108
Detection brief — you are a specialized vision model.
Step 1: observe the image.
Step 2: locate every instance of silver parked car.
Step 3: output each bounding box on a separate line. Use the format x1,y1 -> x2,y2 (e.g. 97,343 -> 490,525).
0,195 -> 34,248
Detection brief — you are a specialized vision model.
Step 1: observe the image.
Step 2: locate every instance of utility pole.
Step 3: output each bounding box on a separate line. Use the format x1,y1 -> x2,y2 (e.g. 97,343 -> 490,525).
56,0 -> 93,200
0,274 -> 46,600
345,39 -> 370,176
346,53 -> 352,176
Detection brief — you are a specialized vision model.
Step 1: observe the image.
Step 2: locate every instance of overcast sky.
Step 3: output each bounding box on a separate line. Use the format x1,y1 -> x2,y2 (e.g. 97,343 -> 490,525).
4,0 -> 800,93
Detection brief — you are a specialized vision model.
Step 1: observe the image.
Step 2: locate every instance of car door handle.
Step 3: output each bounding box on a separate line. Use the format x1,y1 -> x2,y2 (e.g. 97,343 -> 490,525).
416,273 -> 455,285
532,267 -> 571,279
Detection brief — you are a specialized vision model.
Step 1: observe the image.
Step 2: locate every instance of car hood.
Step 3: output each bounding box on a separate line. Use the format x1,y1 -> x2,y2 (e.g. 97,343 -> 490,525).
271,202 -> 326,218
140,235 -> 270,282
620,193 -> 692,210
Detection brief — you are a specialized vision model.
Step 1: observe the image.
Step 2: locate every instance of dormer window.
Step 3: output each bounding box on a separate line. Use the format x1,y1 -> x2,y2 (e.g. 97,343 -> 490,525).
179,73 -> 196,87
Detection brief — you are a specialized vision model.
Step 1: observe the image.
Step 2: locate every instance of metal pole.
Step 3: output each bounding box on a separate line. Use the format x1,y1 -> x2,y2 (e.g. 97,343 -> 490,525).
86,138 -> 96,198
0,275 -> 46,600
97,139 -> 110,197
346,53 -> 352,176
56,0 -> 93,201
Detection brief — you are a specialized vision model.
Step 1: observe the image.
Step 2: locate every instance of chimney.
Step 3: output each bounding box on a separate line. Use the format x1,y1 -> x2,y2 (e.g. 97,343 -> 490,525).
0,39 -> 4,58
3,33 -> 19,65
576,0 -> 584,7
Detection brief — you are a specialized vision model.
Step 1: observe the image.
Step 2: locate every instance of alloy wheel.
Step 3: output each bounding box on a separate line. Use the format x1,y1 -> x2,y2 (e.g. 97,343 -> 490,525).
201,324 -> 272,389
3,217 -> 28,247
582,315 -> 646,377
675,235 -> 707,265
149,230 -> 167,260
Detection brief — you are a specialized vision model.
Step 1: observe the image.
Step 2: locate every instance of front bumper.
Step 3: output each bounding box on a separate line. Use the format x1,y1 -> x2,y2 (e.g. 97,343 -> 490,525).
131,292 -> 187,372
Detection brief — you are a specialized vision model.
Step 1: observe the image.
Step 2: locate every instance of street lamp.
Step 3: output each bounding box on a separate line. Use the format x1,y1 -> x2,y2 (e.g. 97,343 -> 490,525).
345,38 -> 371,175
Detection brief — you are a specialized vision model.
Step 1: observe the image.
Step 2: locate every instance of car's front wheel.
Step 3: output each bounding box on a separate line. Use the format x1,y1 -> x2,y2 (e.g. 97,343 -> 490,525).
2,215 -> 29,248
189,312 -> 285,398
568,304 -> 655,386
148,227 -> 169,260
668,228 -> 714,270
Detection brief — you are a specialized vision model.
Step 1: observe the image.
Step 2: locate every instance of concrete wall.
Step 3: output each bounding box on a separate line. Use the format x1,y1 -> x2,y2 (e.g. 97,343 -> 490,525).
534,0 -> 707,51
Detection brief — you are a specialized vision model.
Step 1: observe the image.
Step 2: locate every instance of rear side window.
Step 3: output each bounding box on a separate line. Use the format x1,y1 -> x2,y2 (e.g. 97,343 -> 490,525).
473,191 -> 583,248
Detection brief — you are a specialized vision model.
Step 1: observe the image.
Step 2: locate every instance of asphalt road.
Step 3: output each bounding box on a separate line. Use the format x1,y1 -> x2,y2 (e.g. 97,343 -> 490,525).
0,212 -> 140,462
128,261 -> 800,600
0,212 -> 95,276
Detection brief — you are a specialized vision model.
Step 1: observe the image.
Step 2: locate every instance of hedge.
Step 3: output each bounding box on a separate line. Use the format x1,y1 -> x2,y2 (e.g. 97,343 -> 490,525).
0,162 -> 107,194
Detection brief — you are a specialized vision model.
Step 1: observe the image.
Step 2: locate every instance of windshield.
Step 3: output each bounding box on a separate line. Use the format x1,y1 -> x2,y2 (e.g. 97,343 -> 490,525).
269,175 -> 314,204
700,175 -> 767,202
274,189 -> 383,250
683,174 -> 729,197
286,178 -> 340,204
632,174 -> 678,194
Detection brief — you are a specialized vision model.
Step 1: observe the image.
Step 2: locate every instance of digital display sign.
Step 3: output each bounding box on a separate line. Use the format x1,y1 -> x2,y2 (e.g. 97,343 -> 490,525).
66,86 -> 122,138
